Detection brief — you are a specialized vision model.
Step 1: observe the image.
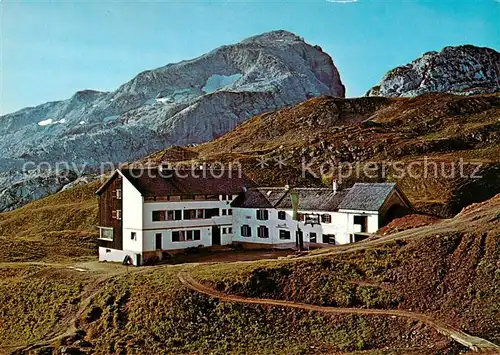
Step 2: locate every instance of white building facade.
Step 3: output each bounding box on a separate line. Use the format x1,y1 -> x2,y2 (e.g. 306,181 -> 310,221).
97,168 -> 412,265
230,187 -> 386,249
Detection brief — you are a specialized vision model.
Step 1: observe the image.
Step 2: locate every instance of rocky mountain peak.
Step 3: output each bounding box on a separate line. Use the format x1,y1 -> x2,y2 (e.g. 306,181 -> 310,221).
367,45 -> 500,97
241,30 -> 304,44
0,31 -> 345,211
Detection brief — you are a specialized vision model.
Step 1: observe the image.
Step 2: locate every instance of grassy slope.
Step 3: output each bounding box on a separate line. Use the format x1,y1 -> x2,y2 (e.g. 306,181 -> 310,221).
76,267 -> 447,354
192,194 -> 500,345
0,265 -> 91,346
1,196 -> 497,354
0,181 -> 99,262
1,264 -> 449,354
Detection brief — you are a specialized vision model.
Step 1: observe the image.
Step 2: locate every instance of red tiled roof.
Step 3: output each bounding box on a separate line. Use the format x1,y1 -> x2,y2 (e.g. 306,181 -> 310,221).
120,168 -> 256,197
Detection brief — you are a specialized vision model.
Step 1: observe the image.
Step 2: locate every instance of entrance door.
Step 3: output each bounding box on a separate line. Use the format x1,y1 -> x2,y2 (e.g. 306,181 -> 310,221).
155,233 -> 162,250
212,226 -> 221,245
296,230 -> 304,250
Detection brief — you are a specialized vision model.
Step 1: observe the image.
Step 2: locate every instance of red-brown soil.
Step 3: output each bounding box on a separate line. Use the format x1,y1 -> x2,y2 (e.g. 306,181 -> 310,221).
377,214 -> 442,236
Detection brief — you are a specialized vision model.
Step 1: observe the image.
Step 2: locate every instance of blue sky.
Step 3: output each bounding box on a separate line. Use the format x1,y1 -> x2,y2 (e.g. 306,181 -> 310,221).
1,0 -> 499,115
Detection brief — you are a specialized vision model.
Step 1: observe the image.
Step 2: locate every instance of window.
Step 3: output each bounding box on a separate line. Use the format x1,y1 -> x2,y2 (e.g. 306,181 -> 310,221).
99,228 -> 114,241
310,232 -> 317,243
241,225 -> 252,237
278,211 -> 286,220
256,210 -> 269,220
155,233 -> 162,250
197,209 -> 205,219
153,211 -> 166,222
116,210 -> 122,220
258,226 -> 269,238
354,215 -> 368,233
172,231 -> 183,242
323,234 -> 336,244
131,232 -> 136,241
205,208 -> 220,218
161,210 -> 181,221
222,227 -> 227,234
321,214 -> 332,224
279,230 -> 291,240
228,209 -> 232,215
116,189 -> 122,199
228,227 -> 232,234
222,209 -> 227,216
297,213 -> 306,222
172,230 -> 201,242
183,209 -> 197,220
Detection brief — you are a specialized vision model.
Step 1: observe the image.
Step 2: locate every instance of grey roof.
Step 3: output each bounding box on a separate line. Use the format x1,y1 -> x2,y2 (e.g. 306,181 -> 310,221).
276,188 -> 350,212
231,188 -> 289,209
337,183 -> 397,211
231,187 -> 350,212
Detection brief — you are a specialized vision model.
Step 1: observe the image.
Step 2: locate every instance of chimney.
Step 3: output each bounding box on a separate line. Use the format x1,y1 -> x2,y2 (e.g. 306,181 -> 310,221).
332,180 -> 338,195
158,163 -> 173,178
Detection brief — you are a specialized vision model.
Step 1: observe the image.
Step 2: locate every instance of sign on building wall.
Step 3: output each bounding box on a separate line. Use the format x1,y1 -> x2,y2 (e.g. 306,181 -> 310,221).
304,214 -> 320,226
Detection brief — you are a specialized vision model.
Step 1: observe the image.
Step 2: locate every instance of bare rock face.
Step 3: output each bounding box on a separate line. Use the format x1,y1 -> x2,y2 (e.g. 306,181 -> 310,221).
0,30 -> 345,210
367,45 -> 500,97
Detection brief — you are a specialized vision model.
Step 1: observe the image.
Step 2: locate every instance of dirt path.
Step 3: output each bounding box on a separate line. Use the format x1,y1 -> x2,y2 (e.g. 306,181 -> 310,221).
178,269 -> 500,353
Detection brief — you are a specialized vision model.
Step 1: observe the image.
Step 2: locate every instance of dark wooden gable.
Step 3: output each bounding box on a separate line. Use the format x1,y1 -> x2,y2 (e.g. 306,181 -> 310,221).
98,172 -> 123,250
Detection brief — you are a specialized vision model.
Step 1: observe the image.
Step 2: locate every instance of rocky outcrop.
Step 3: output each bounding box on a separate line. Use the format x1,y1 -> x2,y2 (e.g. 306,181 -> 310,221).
367,45 -> 500,97
0,170 -> 78,211
0,30 -> 345,211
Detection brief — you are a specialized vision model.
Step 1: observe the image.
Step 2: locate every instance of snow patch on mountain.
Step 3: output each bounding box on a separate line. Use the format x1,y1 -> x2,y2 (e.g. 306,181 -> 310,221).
103,115 -> 119,123
202,74 -> 243,93
38,119 -> 54,126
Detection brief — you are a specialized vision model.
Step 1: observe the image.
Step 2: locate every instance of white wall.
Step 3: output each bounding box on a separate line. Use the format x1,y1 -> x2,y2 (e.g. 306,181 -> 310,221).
98,247 -> 141,266
339,209 -> 379,236
142,196 -> 235,251
143,227 -> 212,251
232,208 -> 352,246
220,225 -> 233,245
122,176 -> 144,253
